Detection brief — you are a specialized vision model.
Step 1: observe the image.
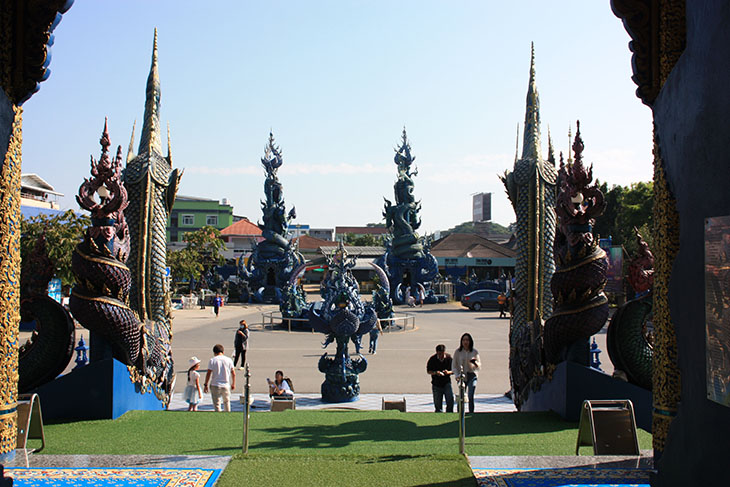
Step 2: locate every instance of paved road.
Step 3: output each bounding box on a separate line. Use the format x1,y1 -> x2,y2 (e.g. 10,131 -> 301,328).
170,298 -> 614,396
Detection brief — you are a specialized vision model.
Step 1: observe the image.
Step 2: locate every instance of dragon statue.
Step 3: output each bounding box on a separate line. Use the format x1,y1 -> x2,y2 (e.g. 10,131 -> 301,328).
122,31 -> 181,401
377,129 -> 438,305
309,243 -> 379,402
606,227 -> 654,389
240,132 -> 304,304
500,45 -> 557,408
18,235 -> 75,393
543,121 -> 608,367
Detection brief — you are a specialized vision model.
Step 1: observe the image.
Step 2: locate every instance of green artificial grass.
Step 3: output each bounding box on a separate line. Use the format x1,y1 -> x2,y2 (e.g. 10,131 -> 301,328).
217,454 -> 475,487
40,410 -> 652,457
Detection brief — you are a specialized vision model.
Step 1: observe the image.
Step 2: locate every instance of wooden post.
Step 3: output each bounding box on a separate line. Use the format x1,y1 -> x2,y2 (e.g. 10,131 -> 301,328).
458,365 -> 466,455
242,364 -> 251,455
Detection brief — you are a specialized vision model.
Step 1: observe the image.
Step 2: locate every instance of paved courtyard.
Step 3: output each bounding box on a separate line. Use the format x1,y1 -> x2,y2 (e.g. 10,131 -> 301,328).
169,298 -> 614,397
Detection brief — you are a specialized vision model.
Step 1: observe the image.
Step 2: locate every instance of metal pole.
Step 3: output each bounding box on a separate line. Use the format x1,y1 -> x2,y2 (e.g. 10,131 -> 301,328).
458,365 -> 466,455
242,363 -> 251,454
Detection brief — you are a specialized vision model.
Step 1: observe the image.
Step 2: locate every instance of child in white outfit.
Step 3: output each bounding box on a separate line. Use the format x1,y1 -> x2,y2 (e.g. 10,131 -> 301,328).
184,357 -> 203,411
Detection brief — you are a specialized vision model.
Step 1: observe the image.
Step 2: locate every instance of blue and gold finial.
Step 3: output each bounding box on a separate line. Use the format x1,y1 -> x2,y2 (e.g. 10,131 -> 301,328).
139,28 -> 163,156
521,42 -> 541,161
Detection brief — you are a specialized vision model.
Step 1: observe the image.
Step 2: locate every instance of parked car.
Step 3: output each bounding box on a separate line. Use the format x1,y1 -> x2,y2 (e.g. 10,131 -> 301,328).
461,289 -> 502,311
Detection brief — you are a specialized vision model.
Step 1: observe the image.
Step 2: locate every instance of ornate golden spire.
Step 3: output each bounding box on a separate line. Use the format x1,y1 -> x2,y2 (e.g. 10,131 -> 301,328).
521,42 -> 542,161
138,28 -> 162,156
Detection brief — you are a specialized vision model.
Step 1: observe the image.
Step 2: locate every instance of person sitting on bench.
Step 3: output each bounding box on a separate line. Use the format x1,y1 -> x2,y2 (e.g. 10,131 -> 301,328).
267,370 -> 294,399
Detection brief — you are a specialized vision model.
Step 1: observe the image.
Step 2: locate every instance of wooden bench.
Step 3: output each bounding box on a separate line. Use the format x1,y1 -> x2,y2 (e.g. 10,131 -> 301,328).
270,397 -> 295,411
382,397 -> 406,412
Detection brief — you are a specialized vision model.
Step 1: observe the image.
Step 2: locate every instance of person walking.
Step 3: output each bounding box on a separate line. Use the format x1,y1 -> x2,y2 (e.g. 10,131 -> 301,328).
234,320 -> 249,369
213,293 -> 222,318
497,293 -> 507,318
183,357 -> 203,411
369,319 -> 383,354
204,344 -> 236,412
453,333 -> 481,413
427,344 -> 454,412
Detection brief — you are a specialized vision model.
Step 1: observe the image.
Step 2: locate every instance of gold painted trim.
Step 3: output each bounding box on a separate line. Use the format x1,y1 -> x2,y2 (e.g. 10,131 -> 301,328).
554,248 -> 606,274
550,295 -> 608,318
76,248 -> 130,271
71,291 -> 131,310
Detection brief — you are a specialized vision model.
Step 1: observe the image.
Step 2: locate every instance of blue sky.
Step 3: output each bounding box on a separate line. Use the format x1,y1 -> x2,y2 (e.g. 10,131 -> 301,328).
22,1 -> 652,233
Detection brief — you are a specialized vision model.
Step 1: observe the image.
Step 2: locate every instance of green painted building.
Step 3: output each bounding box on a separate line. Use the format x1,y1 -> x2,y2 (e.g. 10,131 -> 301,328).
167,195 -> 234,242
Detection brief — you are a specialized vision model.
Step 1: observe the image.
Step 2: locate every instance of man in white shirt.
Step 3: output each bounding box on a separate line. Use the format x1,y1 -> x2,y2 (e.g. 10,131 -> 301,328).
204,344 -> 236,412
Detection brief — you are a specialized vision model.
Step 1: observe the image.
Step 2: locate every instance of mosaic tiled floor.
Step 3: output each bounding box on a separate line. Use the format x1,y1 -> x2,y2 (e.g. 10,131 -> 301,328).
5,467 -> 221,487
473,467 -> 650,487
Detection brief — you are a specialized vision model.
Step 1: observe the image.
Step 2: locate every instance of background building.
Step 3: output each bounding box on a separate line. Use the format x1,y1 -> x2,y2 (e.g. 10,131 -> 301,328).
287,223 -> 310,239
20,173 -> 64,218
431,233 -> 516,280
219,217 -> 263,260
472,192 -> 492,222
309,228 -> 334,240
167,195 -> 233,242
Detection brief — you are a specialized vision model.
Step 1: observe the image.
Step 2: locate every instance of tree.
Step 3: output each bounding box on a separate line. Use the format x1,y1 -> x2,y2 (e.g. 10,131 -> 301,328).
167,247 -> 204,287
168,226 -> 226,291
20,210 -> 90,291
345,233 -> 382,246
182,225 -> 226,269
592,181 -> 653,256
439,220 -> 511,238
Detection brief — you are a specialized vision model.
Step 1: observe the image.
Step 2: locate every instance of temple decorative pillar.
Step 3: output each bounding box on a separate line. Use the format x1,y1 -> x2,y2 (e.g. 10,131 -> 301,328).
610,0 -> 686,456
0,102 -> 21,462
0,0 -> 74,462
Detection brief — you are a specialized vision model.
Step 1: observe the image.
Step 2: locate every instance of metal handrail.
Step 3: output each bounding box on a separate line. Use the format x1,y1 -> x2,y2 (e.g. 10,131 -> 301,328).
260,311 -> 312,333
378,312 -> 416,332
259,311 -> 417,333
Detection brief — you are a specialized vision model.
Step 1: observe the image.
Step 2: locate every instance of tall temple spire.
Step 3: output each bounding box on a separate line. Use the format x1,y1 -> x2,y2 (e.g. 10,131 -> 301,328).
547,126 -> 555,166
138,28 -> 162,156
567,125 -> 573,163
521,42 -> 542,161
514,123 -> 520,163
126,120 -> 136,163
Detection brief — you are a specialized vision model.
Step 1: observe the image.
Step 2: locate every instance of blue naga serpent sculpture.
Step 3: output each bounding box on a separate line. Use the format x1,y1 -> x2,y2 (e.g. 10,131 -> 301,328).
309,243 -> 382,402
378,129 -> 438,304
240,132 -> 304,304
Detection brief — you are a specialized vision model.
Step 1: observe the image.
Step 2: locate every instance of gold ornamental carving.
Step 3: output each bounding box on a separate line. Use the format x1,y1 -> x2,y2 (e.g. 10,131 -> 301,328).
0,105 -> 22,455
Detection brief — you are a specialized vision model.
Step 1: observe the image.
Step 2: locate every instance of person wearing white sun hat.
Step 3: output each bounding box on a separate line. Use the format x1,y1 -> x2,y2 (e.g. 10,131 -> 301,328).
183,357 -> 203,411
